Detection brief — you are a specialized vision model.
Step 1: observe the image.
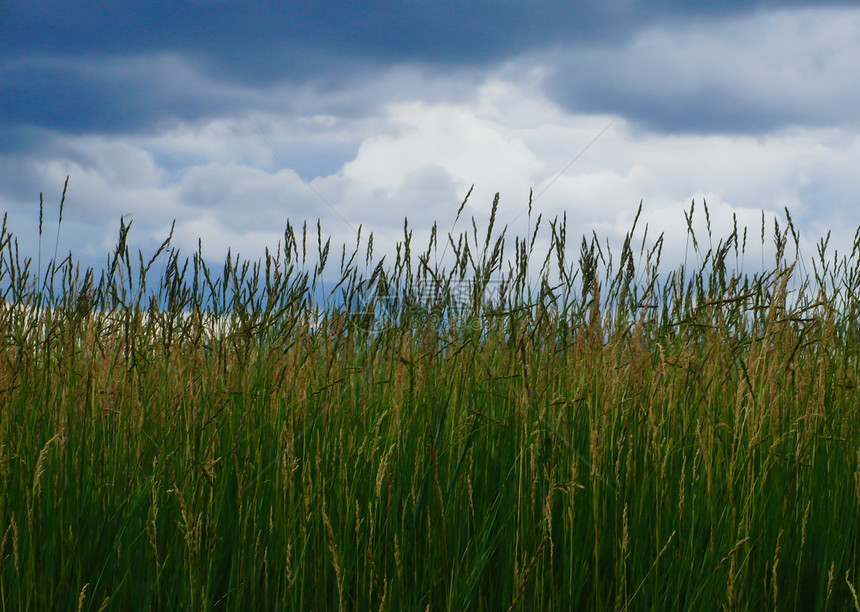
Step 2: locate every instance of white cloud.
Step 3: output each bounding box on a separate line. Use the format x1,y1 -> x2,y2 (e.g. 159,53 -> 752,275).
3,62 -> 860,289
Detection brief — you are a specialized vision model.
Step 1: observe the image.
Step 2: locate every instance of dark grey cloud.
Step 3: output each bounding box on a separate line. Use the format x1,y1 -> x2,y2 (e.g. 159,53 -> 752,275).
1,54 -> 254,137
548,69 -> 801,135
2,1 -> 846,68
2,0 -> 852,145
2,2 -> 616,65
543,6 -> 860,134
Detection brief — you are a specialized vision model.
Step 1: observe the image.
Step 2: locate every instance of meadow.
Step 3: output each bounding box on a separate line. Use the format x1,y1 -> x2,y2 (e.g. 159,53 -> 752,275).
1,185 -> 860,610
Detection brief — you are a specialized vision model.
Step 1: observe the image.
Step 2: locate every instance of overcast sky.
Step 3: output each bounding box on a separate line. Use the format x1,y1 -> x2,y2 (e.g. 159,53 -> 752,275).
2,0 -> 860,283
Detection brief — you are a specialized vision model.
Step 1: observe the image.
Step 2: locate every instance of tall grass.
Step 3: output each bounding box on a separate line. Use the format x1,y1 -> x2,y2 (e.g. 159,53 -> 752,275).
1,184 -> 860,610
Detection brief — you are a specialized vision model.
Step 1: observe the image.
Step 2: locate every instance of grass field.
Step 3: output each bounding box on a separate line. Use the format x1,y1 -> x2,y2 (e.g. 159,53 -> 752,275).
1,187 -> 860,610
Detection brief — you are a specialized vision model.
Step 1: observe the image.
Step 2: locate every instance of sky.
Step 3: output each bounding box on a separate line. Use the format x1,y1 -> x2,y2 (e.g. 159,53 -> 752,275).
2,0 -> 860,287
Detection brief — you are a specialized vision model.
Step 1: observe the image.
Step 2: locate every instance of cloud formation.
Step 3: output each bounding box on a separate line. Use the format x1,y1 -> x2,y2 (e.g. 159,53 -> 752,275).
3,71 -> 856,277
3,1 -> 856,144
2,1 -> 860,284
545,7 -> 860,133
